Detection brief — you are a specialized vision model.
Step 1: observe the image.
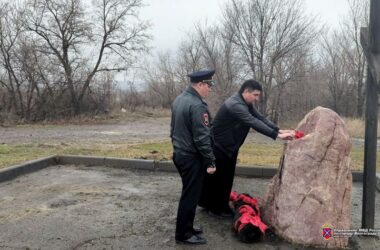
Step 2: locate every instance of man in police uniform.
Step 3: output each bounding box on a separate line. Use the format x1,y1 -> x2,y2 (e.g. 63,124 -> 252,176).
171,69 -> 216,245
199,79 -> 294,217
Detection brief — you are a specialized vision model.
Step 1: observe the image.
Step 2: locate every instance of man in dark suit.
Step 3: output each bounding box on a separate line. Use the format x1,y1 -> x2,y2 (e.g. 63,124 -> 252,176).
199,79 -> 294,217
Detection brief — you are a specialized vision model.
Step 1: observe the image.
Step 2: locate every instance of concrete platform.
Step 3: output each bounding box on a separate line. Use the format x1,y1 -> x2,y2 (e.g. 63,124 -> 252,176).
0,159 -> 379,249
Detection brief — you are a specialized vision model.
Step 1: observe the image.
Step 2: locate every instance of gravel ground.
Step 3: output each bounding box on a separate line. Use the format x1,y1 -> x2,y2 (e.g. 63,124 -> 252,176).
0,165 -> 378,250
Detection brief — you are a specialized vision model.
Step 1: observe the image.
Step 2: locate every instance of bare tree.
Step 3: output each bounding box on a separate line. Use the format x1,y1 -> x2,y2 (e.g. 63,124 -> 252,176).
270,49 -> 307,123
0,2 -> 25,116
339,0 -> 369,117
122,81 -> 141,111
0,2 -> 62,121
275,55 -> 331,123
24,0 -> 150,114
222,0 -> 318,115
315,0 -> 369,117
143,52 -> 180,108
195,22 -> 241,104
320,31 -> 355,115
175,35 -> 204,93
144,23 -> 243,112
143,34 -> 206,109
177,38 -> 203,76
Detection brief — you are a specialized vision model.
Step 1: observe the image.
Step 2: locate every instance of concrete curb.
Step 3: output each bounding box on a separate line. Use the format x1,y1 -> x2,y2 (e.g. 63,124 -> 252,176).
0,156 -> 57,183
352,171 -> 363,182
235,165 -> 263,177
154,161 -> 176,172
58,155 -> 106,166
152,161 -> 278,178
105,157 -> 154,171
0,155 -> 377,190
57,155 -> 155,171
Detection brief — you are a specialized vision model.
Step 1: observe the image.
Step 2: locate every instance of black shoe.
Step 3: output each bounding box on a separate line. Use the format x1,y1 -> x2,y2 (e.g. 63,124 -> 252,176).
192,227 -> 203,235
176,234 -> 207,245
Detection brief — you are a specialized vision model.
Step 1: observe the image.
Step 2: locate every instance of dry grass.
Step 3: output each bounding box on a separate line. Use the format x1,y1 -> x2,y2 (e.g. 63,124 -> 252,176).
0,141 -> 172,169
343,117 -> 380,139
278,117 -> 380,139
277,120 -> 300,131
237,143 -> 283,166
1,140 -> 378,172
2,107 -> 171,127
2,109 -> 377,171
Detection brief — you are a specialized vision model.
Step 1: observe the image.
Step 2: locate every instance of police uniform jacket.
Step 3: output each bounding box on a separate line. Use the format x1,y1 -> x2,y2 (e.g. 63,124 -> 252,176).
212,92 -> 279,158
170,86 -> 215,167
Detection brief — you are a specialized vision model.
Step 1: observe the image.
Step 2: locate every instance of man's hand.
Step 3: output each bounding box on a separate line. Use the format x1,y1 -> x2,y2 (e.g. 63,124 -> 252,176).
277,132 -> 294,140
207,166 -> 216,174
279,129 -> 295,137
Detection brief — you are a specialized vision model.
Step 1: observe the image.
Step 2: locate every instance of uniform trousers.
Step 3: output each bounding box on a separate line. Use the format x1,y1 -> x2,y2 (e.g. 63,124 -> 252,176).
173,152 -> 205,240
199,147 -> 238,213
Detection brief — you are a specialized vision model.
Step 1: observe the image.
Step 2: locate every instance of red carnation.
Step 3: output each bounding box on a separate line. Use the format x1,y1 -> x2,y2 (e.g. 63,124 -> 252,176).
295,130 -> 304,139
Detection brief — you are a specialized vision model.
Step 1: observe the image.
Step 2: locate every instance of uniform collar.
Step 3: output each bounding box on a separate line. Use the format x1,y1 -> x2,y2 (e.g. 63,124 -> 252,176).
186,86 -> 207,104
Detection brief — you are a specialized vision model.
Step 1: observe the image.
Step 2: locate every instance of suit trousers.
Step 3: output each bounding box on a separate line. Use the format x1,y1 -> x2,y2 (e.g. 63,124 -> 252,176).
199,147 -> 238,213
173,152 -> 205,240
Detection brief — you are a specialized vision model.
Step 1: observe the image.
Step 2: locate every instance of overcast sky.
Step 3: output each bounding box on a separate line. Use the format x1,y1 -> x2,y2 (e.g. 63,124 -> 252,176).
140,0 -> 350,54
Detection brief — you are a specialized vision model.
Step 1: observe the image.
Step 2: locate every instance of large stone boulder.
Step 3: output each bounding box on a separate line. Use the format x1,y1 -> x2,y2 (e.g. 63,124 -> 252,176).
262,107 -> 352,248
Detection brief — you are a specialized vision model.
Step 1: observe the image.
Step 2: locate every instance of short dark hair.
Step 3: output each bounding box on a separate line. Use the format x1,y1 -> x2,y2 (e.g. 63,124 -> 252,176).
239,79 -> 262,94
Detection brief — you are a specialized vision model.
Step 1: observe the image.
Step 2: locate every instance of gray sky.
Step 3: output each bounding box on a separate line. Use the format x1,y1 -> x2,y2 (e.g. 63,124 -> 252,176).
140,0 -> 350,54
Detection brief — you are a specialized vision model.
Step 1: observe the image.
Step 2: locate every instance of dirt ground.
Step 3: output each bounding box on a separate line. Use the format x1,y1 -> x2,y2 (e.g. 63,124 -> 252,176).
0,165 -> 379,250
0,116 -> 270,145
0,117 -> 171,145
0,117 -> 372,148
